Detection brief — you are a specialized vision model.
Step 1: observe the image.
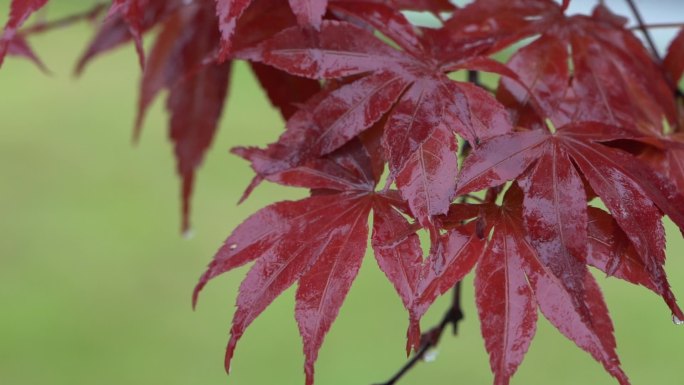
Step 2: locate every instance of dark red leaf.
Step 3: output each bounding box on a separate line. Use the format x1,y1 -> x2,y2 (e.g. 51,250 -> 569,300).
329,0 -> 423,55
455,130 -> 548,196
235,133 -> 381,194
222,193 -> 372,373
395,125 -> 457,227
250,62 -> 321,119
242,21 -> 408,79
499,7 -> 677,133
497,34 -> 570,129
639,135 -> 684,193
518,140 -> 589,307
519,222 -> 630,385
0,0 -> 49,67
664,27 -> 684,86
475,218 -> 536,385
561,131 -> 669,270
586,207 -> 684,320
306,70 -> 410,155
295,196 -> 370,385
135,4 -> 231,232
242,19 -> 512,225
107,0 -> 149,68
431,0 -> 561,62
4,34 -> 46,70
288,0 -> 327,30
411,228 -> 485,345
215,0 -> 255,60
5,1 -> 684,383
371,198 -> 423,351
567,29 -> 674,133
75,0 -> 179,74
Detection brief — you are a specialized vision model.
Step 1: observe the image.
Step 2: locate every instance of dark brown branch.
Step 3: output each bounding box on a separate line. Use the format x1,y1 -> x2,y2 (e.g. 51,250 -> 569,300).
467,70 -> 496,93
630,22 -> 684,30
373,282 -> 465,385
468,70 -> 479,85
624,0 -> 661,61
447,281 -> 465,335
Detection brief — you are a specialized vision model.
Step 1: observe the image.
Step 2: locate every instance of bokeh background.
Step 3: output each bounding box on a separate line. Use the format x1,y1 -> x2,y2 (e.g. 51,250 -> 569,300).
1,1 -> 683,384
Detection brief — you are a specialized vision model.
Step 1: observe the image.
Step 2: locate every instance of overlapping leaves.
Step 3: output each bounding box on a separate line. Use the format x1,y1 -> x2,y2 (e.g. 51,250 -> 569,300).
3,0 -> 684,384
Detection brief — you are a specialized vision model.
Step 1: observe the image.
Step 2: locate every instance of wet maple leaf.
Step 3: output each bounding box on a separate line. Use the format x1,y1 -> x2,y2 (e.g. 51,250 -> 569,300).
0,0 -> 49,67
2,0 -> 684,384
664,27 -> 684,87
73,0 -> 320,232
194,136 -> 398,384
237,6 -> 515,225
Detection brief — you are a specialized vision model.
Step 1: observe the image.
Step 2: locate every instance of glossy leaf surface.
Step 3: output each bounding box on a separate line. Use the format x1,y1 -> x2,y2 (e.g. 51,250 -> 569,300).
475,215 -> 537,385
2,1 -> 684,384
0,0 -> 48,66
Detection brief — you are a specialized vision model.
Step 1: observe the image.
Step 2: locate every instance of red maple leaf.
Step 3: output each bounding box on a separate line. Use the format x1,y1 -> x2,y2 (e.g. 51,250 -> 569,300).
0,0 -> 49,67
2,1 -> 684,384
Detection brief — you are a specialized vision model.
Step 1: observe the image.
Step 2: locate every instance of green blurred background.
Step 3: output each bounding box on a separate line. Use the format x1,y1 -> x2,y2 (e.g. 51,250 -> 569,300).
1,2 -> 683,385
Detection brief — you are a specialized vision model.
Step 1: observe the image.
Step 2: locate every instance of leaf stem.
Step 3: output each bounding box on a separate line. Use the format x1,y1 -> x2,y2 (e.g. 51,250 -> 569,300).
624,0 -> 661,61
468,70 -> 479,86
21,3 -> 107,35
373,282 -> 464,385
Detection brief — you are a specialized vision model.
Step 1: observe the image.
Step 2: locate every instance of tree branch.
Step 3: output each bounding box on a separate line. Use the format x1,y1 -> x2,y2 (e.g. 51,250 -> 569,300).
21,3 -> 107,36
373,282 -> 465,385
624,0 -> 661,61
630,22 -> 684,30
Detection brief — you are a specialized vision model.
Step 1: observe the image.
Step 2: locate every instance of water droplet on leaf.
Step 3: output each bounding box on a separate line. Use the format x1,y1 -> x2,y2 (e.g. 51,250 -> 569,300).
183,228 -> 195,240
423,348 -> 439,363
229,243 -> 238,250
674,314 -> 684,325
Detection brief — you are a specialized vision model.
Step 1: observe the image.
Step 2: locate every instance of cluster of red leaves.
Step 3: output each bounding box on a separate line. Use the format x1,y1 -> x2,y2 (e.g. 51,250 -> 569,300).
3,0 -> 684,384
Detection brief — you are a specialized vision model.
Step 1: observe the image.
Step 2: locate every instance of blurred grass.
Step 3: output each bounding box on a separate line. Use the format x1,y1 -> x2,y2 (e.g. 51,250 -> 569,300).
0,2 -> 683,385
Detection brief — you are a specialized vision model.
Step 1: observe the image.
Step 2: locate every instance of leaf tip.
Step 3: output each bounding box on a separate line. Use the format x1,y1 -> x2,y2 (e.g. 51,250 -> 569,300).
180,173 -> 195,237
406,317 -> 421,356
237,176 -> 263,205
191,287 -> 201,311
304,360 -> 315,385
561,0 -> 571,12
224,335 -> 239,375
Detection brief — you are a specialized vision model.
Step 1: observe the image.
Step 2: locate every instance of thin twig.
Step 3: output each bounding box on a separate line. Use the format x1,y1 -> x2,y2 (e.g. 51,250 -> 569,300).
464,194 -> 484,203
448,281 -> 465,335
630,22 -> 684,31
373,283 -> 465,385
21,3 -> 107,35
624,0 -> 661,61
468,70 -> 479,86
372,69 -> 483,385
467,70 -> 496,93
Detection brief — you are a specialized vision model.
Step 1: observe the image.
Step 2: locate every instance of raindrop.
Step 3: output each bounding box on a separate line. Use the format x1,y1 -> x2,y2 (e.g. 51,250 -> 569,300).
229,243 -> 238,250
183,228 -> 195,240
674,314 -> 684,325
423,349 -> 439,363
